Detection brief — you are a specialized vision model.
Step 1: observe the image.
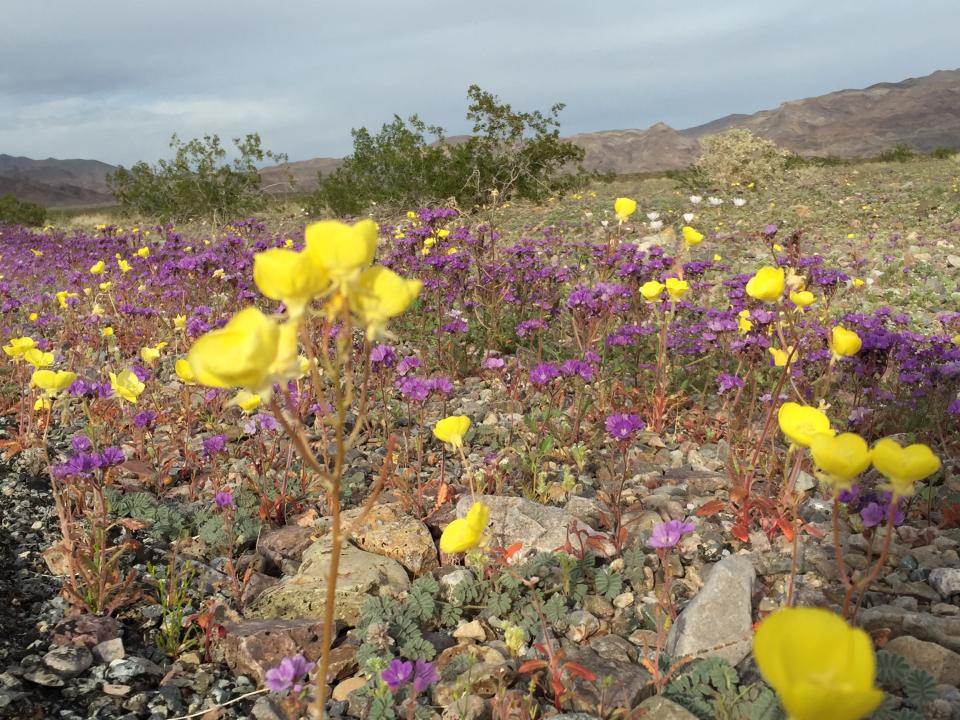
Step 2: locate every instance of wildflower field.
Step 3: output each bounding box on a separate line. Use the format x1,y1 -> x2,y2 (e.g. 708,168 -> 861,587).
0,156 -> 958,720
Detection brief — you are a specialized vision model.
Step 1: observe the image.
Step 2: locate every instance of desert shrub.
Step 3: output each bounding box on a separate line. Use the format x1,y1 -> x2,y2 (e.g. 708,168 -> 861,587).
0,194 -> 46,226
107,133 -> 287,223
694,128 -> 790,189
928,146 -> 957,160
877,143 -> 915,163
309,85 -> 589,215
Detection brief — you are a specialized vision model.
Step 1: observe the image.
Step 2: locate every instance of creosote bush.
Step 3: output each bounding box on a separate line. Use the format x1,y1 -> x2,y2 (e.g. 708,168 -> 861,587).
694,128 -> 790,190
0,193 -> 47,226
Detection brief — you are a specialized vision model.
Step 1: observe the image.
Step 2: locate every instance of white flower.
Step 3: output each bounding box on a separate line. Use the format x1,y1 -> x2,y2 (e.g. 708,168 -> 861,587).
648,220 -> 663,231
732,198 -> 746,207
646,212 -> 660,221
600,220 -> 609,228
682,212 -> 695,223
689,195 -> 702,205
708,196 -> 724,206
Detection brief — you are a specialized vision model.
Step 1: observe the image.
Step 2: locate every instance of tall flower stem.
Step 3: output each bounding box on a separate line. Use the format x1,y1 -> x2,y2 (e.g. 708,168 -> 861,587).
843,505 -> 896,621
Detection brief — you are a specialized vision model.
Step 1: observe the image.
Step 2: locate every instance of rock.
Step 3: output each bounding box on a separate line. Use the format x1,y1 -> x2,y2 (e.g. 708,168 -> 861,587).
613,592 -> 635,609
246,537 -> 410,625
433,661 -> 513,705
633,696 -> 699,719
102,683 -> 131,696
438,567 -> 474,601
241,571 -> 281,607
667,555 -> 755,665
331,675 -> 367,702
452,619 -> 487,642
22,668 -> 65,687
455,495 -> 601,560
565,611 -> 600,642
43,645 -> 93,678
50,614 -> 121,649
442,694 -> 489,720
588,634 -> 636,663
928,568 -> 960,598
251,695 -> 288,720
860,605 -> 960,654
884,636 -> 960,686
563,647 -> 652,713
564,496 -> 604,527
219,619 -> 341,682
947,254 -> 960,269
257,525 -> 317,570
107,657 -> 164,683
343,502 -> 439,574
93,637 -> 125,663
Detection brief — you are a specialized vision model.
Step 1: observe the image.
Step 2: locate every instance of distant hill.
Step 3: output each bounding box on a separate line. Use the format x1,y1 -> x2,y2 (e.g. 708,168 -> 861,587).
4,68 -> 959,205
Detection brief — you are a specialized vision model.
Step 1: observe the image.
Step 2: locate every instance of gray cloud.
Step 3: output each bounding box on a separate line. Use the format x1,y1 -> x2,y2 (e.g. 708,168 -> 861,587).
1,0 -> 957,164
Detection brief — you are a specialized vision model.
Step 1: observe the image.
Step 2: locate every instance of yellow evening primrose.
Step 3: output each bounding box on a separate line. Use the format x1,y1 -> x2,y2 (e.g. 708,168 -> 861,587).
135,246 -> 150,258
665,277 -> 689,301
102,326 -> 114,337
175,358 -> 196,384
788,290 -> 815,308
34,397 -> 52,411
613,197 -> 637,222
778,402 -> 833,448
349,266 -> 422,340
809,432 -> 872,491
253,247 -> 330,318
3,336 -> 37,358
768,346 -> 792,367
639,280 -> 665,302
89,260 -> 106,274
99,281 -> 112,291
852,278 -> 865,288
304,219 -> 379,290
56,290 -> 79,308
139,342 -> 167,365
830,325 -> 862,359
110,369 -> 145,403
439,501 -> 490,554
24,348 -> 54,368
31,248 -> 43,257
187,307 -> 281,392
713,254 -> 722,261
871,438 -> 941,498
264,319 -> 303,386
745,266 -> 785,302
433,415 -> 471,449
28,313 -> 38,322
754,607 -> 883,720
174,314 -> 187,331
681,226 -> 704,246
231,390 -> 262,413
117,259 -> 132,273
31,369 -> 77,396
738,310 -> 753,334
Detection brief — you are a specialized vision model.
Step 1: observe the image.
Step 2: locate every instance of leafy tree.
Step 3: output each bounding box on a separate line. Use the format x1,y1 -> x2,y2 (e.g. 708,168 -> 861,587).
310,85 -> 588,215
107,133 -> 287,223
0,194 -> 46,226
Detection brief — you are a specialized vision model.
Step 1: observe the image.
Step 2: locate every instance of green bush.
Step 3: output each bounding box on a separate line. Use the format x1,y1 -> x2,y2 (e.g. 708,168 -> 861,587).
309,85 -> 589,216
0,194 -> 46,226
877,143 -> 915,163
107,133 -> 287,223
694,128 -> 790,190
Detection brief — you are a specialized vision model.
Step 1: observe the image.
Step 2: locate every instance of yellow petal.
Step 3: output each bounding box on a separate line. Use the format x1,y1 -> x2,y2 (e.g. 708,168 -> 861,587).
433,415 -> 471,448
187,307 -> 280,391
777,402 -> 832,448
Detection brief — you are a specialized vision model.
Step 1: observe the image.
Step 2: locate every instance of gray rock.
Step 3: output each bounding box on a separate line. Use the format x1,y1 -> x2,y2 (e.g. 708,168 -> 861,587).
22,667 -> 65,687
93,637 -> 125,663
563,647 -> 652,712
343,502 -> 439,574
860,605 -> 960,654
565,611 -> 600,642
108,657 -> 164,683
929,568 -> 960,598
438,567 -> 474,601
884,636 -> 960,686
251,695 -> 288,720
454,495 -> 601,560
633,696 -> 699,719
667,555 -> 755,665
43,645 -> 93,678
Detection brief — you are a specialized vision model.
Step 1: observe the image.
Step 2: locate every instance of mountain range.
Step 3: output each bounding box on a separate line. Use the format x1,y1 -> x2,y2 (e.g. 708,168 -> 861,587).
3,68 -> 958,206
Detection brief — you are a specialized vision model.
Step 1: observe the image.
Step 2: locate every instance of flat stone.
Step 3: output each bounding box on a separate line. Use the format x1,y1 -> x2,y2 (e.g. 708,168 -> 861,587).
102,683 -> 131,696
23,668 -> 64,687
860,605 -> 960,654
563,647 -> 652,713
633,696 -> 698,719
93,637 -> 125,663
454,495 -> 602,560
884,636 -> 960,686
245,536 -> 410,625
343,502 -> 439,575
667,555 -> 755,665
50,614 -> 121,649
929,568 -> 960,598
565,611 -> 600,643
587,634 -> 636,663
107,657 -> 164,683
242,571 -> 282,608
43,645 -> 93,678
452,619 -> 487,642
257,525 -> 317,569
218,619 -> 341,683
331,675 -> 366,702
442,694 -> 489,720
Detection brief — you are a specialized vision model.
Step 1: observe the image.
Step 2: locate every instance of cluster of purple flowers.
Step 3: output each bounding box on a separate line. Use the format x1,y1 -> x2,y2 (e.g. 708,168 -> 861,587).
51,447 -> 125,479
648,519 -> 696,549
839,486 -> 905,528
604,413 -> 646,442
381,658 -> 439,694
264,654 -> 315,694
397,375 -> 453,402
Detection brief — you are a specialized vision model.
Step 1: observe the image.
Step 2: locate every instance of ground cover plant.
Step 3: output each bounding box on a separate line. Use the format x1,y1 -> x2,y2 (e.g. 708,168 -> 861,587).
0,155 -> 958,720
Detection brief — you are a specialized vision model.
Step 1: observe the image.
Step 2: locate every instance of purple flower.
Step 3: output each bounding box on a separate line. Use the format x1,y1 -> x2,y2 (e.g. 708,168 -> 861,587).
604,413 -> 645,442
396,356 -> 421,376
716,373 -> 744,396
264,654 -> 315,693
370,344 -> 396,368
762,223 -> 778,238
648,519 -> 696,549
214,490 -> 235,510
99,447 -> 126,467
529,363 -> 561,386
411,659 -> 439,694
133,410 -> 157,428
860,502 -> 884,528
427,376 -> 454,397
561,359 -> 594,382
397,376 -> 430,403
71,435 -> 92,453
382,658 -> 414,690
481,356 -> 505,370
203,434 -> 227,457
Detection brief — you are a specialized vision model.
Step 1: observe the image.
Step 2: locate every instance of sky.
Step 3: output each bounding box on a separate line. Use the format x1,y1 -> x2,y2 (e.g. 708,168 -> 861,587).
2,0 -> 958,166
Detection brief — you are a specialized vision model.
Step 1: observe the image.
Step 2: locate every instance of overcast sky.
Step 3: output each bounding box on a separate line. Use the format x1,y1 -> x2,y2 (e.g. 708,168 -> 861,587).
2,0 -> 958,166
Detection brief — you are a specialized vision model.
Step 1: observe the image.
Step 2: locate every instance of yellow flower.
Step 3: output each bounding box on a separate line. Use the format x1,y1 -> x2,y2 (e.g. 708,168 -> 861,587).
681,226 -> 704,246
30,369 -> 77,396
768,346 -> 792,367
187,307 -> 281,392
713,254 -> 722,261
665,277 -> 689,301
31,248 -> 43,257
139,342 -> 167,365
110,369 -> 145,403
117,259 -> 132,273
304,219 -> 379,290
613,197 -> 637,222
745,266 -> 785,302
639,280 -> 664,302
55,290 -> 79,308
99,281 -> 112,291
754,607 -> 883,720
778,402 -> 833,448
503,625 -> 527,656
871,438 -> 940,498
135,246 -> 150,258
738,310 -> 753,335
253,247 -> 330,318
788,290 -> 815,308
102,326 -> 114,337
831,325 -> 862,359
437,228 -> 450,239
34,397 -> 51,411
28,313 -> 38,322
433,415 -> 471,449
175,358 -> 196,384
852,278 -> 865,288
349,266 -> 422,340
3,336 -> 37,358
174,314 -> 187,331
24,348 -> 54,368
89,260 -> 106,274
231,390 -> 262,413
773,243 -> 783,252
439,501 -> 490,554
809,433 -> 872,490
